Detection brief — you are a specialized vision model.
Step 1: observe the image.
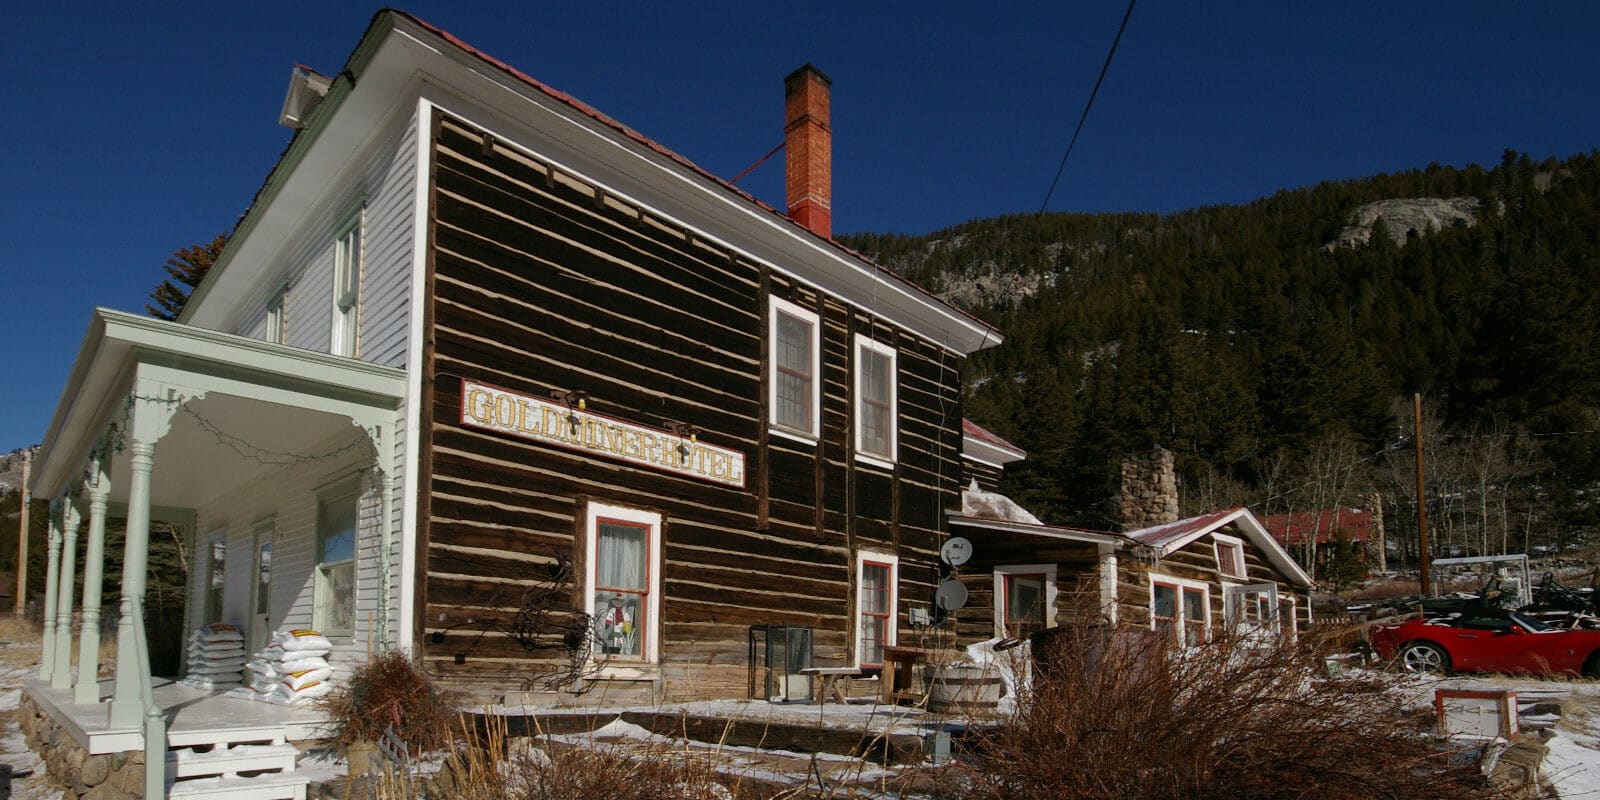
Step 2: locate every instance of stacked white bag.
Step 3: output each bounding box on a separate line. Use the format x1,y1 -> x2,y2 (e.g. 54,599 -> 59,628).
248,629 -> 336,705
179,624 -> 247,690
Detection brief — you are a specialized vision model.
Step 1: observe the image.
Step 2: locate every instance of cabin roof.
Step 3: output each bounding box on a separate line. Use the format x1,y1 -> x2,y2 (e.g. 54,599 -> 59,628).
962,418 -> 1027,460
1260,508 -> 1373,545
1124,507 -> 1315,588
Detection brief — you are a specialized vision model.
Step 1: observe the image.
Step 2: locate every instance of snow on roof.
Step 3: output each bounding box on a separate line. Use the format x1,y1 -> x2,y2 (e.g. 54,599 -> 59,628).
960,479 -> 1041,524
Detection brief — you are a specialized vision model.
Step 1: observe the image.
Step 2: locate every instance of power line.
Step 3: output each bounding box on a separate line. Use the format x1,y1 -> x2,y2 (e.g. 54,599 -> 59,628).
1038,0 -> 1138,214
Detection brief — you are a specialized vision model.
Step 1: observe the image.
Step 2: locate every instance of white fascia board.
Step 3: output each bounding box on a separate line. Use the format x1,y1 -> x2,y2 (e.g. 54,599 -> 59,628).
962,435 -> 1026,467
387,17 -> 997,355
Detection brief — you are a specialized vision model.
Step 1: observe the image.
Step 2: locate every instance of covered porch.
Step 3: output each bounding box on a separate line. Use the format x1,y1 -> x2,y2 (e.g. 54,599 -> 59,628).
24,308 -> 405,796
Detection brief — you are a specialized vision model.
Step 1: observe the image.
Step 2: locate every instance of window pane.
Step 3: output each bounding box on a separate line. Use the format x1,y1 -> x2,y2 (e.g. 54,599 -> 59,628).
321,561 -> 355,634
1183,588 -> 1206,646
860,403 -> 889,456
595,591 -> 644,656
860,618 -> 883,665
774,311 -> 812,431
1008,576 -> 1045,636
861,349 -> 889,403
320,494 -> 357,564
596,522 -> 647,591
777,313 -> 811,375
207,539 -> 226,623
862,564 -> 889,613
776,371 -> 809,431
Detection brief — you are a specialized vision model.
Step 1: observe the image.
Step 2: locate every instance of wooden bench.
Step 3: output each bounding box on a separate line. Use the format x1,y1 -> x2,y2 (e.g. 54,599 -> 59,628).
800,666 -> 864,704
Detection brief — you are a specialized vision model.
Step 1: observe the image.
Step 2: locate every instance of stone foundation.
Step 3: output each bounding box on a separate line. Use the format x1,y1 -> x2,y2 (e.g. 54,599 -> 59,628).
17,694 -> 146,800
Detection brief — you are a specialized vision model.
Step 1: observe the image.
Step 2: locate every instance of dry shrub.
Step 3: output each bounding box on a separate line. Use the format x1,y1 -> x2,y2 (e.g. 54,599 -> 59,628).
318,649 -> 462,755
935,627 -> 1516,800
420,715 -> 734,800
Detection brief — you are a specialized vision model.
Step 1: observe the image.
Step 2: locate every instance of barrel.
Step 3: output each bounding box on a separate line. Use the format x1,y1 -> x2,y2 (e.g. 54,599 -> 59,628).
927,663 -> 1005,714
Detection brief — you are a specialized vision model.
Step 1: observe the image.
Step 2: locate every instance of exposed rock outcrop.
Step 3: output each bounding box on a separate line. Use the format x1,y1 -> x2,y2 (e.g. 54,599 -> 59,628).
1325,197 -> 1480,250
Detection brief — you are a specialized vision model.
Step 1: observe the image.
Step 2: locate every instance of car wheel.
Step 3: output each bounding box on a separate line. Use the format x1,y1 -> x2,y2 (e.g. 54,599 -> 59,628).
1398,641 -> 1450,674
1584,651 -> 1600,679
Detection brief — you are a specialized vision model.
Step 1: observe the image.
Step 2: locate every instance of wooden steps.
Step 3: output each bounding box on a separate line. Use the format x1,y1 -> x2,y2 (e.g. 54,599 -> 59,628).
163,725 -> 307,800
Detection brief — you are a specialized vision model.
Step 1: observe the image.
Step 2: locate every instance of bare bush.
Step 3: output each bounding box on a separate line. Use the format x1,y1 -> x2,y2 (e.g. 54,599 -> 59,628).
317,649 -> 463,755
932,628 -> 1516,800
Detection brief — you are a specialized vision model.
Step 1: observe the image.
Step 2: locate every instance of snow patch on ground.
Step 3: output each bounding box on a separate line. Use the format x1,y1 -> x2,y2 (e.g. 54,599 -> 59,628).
1545,733 -> 1600,799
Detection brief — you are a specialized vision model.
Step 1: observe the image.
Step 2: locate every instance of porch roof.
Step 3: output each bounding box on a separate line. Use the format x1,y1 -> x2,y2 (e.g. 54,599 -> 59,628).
30,308 -> 405,500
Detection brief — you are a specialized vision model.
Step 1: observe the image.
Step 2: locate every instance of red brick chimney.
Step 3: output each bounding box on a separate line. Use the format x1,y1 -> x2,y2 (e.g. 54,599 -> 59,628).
784,64 -> 832,239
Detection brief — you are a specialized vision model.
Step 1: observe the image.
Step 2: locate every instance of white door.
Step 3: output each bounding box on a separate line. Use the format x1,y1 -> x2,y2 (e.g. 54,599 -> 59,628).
249,524 -> 273,653
1224,583 -> 1279,638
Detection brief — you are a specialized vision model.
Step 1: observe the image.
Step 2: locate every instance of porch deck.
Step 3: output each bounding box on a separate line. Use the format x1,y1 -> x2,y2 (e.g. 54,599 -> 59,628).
25,677 -> 333,754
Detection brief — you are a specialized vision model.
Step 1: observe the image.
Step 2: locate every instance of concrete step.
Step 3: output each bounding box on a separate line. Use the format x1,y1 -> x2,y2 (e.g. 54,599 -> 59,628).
167,773 -> 308,800
166,742 -> 299,780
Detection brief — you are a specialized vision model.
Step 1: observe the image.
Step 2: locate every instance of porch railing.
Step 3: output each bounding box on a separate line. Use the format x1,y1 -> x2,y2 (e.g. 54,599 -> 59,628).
132,599 -> 167,799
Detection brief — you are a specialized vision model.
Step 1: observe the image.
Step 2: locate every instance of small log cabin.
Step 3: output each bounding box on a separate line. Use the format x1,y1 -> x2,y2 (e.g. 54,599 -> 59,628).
947,446 -> 1314,646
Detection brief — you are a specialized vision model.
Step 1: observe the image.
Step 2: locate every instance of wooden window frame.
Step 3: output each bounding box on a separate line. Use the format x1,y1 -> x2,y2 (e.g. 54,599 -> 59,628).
330,212 -> 363,357
854,550 -> 899,668
202,530 -> 227,625
768,296 -> 821,442
1149,573 -> 1211,646
315,477 -> 361,641
583,502 -> 663,666
993,564 -> 1057,638
1213,533 -> 1247,579
852,334 -> 898,466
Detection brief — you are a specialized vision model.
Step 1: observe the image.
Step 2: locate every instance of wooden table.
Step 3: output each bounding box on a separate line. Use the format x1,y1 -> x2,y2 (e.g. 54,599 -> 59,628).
800,666 -> 863,704
880,647 -> 931,705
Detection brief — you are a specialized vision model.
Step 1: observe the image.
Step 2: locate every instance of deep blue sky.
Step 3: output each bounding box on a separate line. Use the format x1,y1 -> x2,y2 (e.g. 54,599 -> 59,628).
4,1 -> 1599,452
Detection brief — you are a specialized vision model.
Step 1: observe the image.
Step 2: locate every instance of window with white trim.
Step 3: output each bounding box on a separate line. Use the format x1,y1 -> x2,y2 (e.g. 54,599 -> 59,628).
769,296 -> 820,439
1278,595 -> 1298,638
1214,534 -> 1247,579
1151,576 -> 1210,647
853,335 -> 897,463
585,503 -> 662,663
330,217 -> 362,357
855,550 -> 898,667
994,564 -> 1057,638
203,532 -> 227,625
315,483 -> 358,639
265,289 -> 286,345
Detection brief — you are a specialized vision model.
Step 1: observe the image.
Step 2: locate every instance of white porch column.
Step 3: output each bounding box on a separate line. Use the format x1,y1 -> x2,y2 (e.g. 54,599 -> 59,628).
39,500 -> 62,681
75,455 -> 111,704
51,497 -> 83,689
1098,542 -> 1120,625
108,387 -> 179,727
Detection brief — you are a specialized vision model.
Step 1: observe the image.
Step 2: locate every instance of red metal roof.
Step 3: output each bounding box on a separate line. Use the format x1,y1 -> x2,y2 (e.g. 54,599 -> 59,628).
1121,508 -> 1245,551
392,10 -> 998,341
1260,509 -> 1372,546
961,418 -> 1027,457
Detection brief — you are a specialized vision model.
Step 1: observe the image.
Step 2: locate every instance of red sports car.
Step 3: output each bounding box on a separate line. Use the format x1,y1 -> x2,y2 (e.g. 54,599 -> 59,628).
1370,609 -> 1600,676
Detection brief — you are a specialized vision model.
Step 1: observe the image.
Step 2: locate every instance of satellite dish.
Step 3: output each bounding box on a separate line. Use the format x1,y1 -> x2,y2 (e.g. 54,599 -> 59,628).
934,580 -> 969,611
940,537 -> 973,567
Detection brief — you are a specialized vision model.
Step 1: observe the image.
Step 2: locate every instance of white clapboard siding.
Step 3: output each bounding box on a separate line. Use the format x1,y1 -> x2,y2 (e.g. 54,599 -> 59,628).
188,430 -> 388,676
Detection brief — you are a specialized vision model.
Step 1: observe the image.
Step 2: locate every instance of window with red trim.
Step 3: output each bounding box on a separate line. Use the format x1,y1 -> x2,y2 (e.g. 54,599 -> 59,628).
859,560 -> 893,666
593,518 -> 650,658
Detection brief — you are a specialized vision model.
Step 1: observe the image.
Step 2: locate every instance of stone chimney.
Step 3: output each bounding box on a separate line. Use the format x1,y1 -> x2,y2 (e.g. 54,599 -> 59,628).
1118,447 -> 1179,531
783,64 -> 832,238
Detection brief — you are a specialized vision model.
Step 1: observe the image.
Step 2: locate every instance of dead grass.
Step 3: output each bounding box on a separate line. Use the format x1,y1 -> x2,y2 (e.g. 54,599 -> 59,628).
922,627 -> 1520,800
0,615 -> 39,669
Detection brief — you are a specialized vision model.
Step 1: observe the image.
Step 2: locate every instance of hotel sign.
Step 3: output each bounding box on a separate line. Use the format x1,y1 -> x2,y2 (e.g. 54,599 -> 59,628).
459,380 -> 746,488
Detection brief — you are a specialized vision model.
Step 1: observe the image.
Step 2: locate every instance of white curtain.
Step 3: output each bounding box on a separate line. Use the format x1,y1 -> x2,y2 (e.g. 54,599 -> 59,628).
596,523 -> 646,590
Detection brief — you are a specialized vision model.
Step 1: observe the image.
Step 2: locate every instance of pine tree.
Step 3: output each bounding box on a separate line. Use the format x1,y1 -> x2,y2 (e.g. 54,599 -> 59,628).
145,234 -> 229,321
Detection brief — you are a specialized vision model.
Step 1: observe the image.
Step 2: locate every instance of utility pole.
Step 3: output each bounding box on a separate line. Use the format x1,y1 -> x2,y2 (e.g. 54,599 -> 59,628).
1414,393 -> 1431,598
15,449 -> 31,616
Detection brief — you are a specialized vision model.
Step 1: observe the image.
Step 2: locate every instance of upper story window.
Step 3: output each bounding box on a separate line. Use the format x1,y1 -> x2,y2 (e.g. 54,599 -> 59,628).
1215,534 -> 1247,579
853,335 -> 897,463
769,296 -> 820,440
330,217 -> 362,357
264,287 -> 286,345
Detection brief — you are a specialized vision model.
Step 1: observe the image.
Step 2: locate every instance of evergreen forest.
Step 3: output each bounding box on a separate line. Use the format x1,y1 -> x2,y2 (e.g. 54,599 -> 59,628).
840,150 -> 1600,566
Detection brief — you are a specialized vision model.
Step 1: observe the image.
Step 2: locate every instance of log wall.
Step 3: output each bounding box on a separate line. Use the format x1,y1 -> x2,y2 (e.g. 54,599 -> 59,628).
415,112 -> 965,699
